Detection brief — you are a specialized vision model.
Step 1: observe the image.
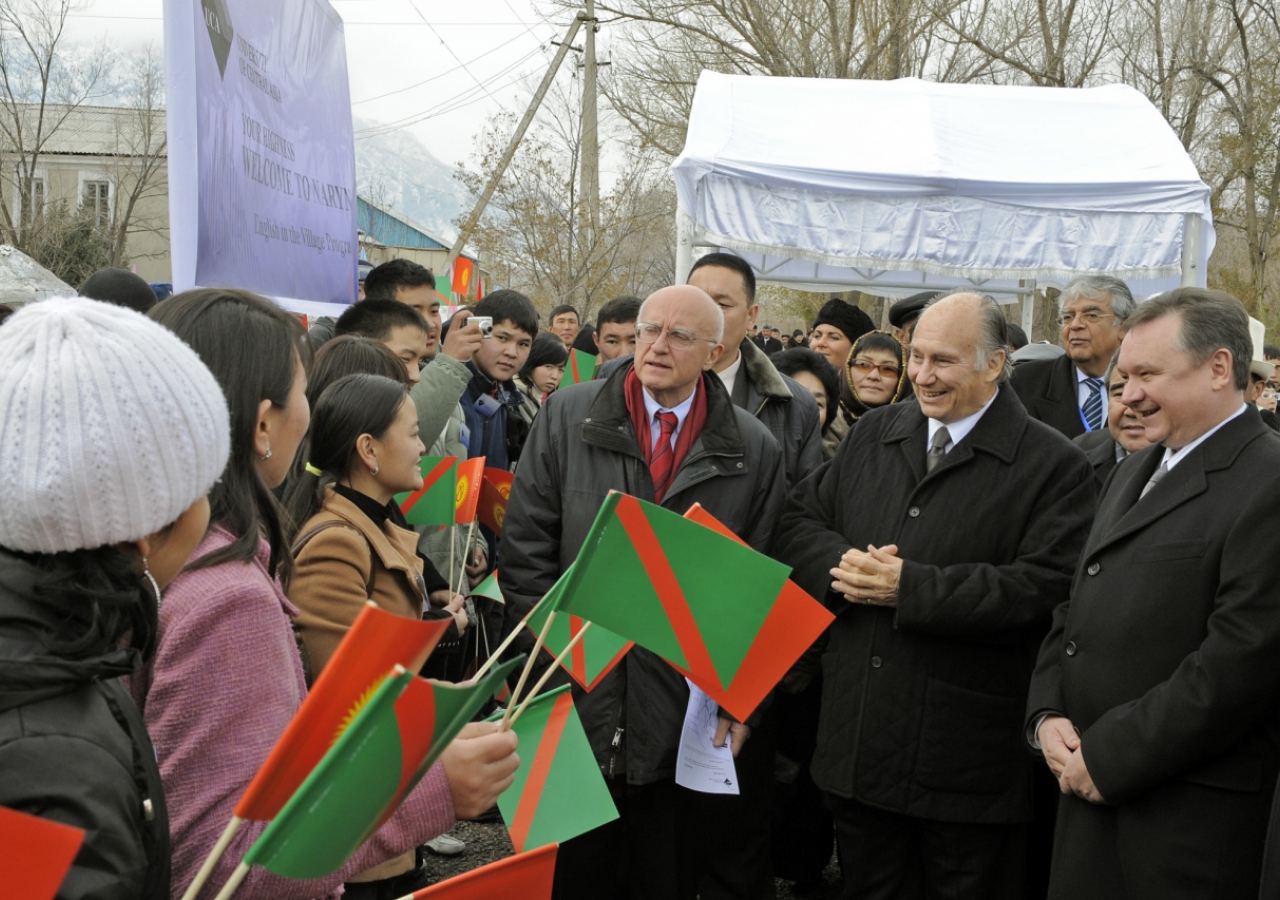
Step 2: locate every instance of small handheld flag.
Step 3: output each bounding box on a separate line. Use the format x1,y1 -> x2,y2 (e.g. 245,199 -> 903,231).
478,468 -> 513,535
543,492 -> 832,721
565,349 -> 597,385
489,687 -> 618,852
470,570 -> 504,606
0,806 -> 85,900
396,456 -> 458,526
400,843 -> 557,900
454,457 -> 486,524
522,583 -> 631,692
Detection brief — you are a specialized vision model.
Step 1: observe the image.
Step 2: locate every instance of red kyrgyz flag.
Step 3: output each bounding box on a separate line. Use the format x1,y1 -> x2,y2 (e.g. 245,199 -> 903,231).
237,659 -> 523,881
451,257 -> 475,296
408,843 -> 557,899
521,564 -> 631,691
234,603 -> 449,821
478,468 -> 513,535
545,492 -> 832,721
396,456 -> 458,527
0,806 -> 85,900
565,349 -> 597,385
454,457 -> 486,524
489,687 -> 618,852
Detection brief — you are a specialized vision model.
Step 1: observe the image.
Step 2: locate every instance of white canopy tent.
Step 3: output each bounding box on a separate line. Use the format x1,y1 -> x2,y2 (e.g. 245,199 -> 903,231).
671,72 -> 1214,333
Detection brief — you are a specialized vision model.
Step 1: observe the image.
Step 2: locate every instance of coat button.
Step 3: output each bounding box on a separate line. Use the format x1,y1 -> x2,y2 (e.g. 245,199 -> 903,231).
1065,641 -> 1077,656
871,656 -> 882,668
908,507 -> 920,518
1087,563 -> 1100,575
584,417 -> 592,423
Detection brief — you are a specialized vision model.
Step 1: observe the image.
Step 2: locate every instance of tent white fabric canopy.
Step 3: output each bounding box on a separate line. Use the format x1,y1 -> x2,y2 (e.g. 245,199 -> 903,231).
671,72 -> 1214,329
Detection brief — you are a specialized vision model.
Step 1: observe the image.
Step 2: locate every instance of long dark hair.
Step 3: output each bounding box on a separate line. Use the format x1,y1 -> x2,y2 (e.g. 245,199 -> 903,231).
150,289 -> 309,581
14,544 -> 159,661
518,331 -> 569,385
282,374 -> 410,531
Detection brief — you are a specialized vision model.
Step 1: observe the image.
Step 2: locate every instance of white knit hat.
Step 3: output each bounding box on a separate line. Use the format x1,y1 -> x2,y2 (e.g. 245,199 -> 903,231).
0,297 -> 231,553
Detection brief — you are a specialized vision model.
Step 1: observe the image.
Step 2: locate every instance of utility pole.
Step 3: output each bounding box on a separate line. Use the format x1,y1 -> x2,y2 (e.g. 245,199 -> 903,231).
579,0 -> 599,312
445,13 -> 588,288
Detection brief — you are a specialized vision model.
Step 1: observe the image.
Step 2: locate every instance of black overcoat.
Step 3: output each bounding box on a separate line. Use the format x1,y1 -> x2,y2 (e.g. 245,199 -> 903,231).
775,387 -> 1095,824
1027,407 -> 1280,899
1010,353 -> 1088,439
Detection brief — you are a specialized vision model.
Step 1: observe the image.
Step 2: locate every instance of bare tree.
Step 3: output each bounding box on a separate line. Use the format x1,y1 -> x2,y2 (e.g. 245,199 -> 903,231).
102,45 -> 167,269
0,0 -> 110,252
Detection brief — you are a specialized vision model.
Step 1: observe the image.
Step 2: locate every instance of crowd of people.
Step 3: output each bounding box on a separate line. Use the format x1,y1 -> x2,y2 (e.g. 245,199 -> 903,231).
1,254 -> 1279,900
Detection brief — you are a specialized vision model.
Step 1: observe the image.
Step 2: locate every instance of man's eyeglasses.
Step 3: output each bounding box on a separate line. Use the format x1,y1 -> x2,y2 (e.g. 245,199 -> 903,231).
635,322 -> 716,350
850,358 -> 901,379
1059,310 -> 1115,327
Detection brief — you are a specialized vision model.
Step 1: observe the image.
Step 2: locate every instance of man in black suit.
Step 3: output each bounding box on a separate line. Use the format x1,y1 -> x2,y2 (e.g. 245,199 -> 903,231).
760,325 -> 783,355
1011,275 -> 1136,439
1072,355 -> 1153,488
777,292 -> 1095,900
1027,287 -> 1280,899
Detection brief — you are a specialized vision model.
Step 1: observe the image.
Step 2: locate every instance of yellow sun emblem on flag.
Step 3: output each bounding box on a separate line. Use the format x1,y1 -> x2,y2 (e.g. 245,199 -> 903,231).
332,673 -> 389,747
455,476 -> 469,510
494,505 -> 505,530
497,483 -> 511,500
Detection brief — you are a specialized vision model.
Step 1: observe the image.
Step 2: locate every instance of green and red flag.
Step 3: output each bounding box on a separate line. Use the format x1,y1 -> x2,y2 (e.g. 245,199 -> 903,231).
478,468 -> 513,535
488,686 -> 618,852
240,658 -> 523,880
454,457 -> 486,524
521,567 -> 631,691
234,602 -> 449,821
565,349 -> 597,385
407,843 -> 557,899
470,570 -> 504,606
0,806 -> 85,900
396,456 -> 458,527
546,492 -> 831,721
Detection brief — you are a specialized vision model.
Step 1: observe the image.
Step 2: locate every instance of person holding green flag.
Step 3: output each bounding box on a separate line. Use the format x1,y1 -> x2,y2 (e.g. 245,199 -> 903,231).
500,284 -> 788,899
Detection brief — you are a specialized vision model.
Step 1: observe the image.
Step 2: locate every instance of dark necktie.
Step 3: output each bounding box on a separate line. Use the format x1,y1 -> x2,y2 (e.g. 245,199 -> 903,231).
926,426 -> 952,473
650,411 -> 679,500
1140,461 -> 1168,499
1082,377 -> 1105,432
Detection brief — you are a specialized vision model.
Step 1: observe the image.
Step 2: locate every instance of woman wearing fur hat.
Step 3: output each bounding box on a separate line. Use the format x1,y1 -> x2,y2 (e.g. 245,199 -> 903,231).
0,297 -> 231,900
132,290 -> 519,900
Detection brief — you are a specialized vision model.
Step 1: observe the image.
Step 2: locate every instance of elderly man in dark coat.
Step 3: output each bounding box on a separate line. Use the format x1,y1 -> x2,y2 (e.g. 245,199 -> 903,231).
775,292 -> 1095,900
1028,287 -> 1280,900
501,284 -> 787,900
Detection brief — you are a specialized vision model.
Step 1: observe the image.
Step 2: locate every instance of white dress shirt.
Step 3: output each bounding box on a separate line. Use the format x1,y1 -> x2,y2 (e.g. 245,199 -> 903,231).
927,388 -> 1000,454
642,386 -> 697,452
716,352 -> 744,398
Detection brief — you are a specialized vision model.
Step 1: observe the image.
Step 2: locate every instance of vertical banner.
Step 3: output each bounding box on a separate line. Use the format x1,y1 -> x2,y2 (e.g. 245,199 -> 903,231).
165,0 -> 357,316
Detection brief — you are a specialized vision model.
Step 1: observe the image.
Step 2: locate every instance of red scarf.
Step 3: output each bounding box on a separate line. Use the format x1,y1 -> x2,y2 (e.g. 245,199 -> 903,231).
624,367 -> 709,503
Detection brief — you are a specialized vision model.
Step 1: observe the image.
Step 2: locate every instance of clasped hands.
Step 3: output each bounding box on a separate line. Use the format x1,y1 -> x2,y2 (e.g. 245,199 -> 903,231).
1038,716 -> 1106,804
831,544 -> 903,607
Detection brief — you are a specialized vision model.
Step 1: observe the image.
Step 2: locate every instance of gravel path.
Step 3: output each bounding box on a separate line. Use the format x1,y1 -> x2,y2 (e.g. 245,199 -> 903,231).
422,821 -> 843,897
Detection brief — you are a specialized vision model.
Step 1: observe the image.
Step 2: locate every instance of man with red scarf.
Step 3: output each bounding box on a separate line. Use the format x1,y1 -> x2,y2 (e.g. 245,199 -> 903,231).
500,285 -> 787,900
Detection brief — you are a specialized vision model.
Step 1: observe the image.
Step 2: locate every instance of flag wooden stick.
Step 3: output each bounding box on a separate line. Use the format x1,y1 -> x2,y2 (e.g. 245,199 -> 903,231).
211,861 -> 251,900
502,610 -> 556,729
470,618 -> 526,683
446,524 -> 457,602
179,816 -> 244,900
509,622 -> 593,727
454,519 -> 479,596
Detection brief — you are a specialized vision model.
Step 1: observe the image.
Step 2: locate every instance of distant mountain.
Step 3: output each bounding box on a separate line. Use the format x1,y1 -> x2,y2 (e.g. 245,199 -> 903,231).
353,118 -> 470,241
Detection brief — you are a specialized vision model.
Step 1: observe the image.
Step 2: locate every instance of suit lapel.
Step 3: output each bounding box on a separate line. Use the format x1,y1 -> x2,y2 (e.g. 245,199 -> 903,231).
1047,355 -> 1085,436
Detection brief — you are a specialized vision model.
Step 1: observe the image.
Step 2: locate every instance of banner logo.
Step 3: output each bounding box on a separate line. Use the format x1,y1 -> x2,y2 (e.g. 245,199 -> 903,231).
202,0 -> 234,79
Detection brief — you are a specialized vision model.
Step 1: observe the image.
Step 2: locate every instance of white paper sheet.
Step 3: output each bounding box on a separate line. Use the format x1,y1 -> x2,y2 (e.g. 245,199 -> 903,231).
675,680 -> 739,795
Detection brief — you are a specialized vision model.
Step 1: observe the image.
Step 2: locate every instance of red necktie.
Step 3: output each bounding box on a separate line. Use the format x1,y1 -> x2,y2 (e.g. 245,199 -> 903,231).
650,411 -> 679,501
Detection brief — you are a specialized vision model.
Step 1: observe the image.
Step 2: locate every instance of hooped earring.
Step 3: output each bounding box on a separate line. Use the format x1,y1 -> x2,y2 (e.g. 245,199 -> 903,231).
259,448 -> 273,460
141,557 -> 162,608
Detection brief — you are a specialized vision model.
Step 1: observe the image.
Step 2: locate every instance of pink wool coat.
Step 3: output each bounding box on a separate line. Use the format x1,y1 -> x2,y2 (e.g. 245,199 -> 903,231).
129,526 -> 455,900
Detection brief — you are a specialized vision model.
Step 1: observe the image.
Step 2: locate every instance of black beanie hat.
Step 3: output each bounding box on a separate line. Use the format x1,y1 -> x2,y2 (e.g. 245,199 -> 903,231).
812,298 -> 875,344
79,268 -> 158,314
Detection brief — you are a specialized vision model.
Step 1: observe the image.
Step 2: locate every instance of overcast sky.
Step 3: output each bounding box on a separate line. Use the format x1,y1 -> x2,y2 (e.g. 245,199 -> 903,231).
66,0 -> 567,168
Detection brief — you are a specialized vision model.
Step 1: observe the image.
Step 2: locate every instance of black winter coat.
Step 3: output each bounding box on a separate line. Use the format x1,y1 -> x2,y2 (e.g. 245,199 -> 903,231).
1010,353 -> 1089,439
500,361 -> 787,784
0,550 -> 170,900
775,387 -> 1095,823
1030,408 -> 1280,899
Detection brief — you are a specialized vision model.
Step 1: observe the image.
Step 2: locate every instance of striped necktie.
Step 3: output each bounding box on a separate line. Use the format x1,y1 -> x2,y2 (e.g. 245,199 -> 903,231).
1082,377 -> 1105,431
650,411 -> 679,501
